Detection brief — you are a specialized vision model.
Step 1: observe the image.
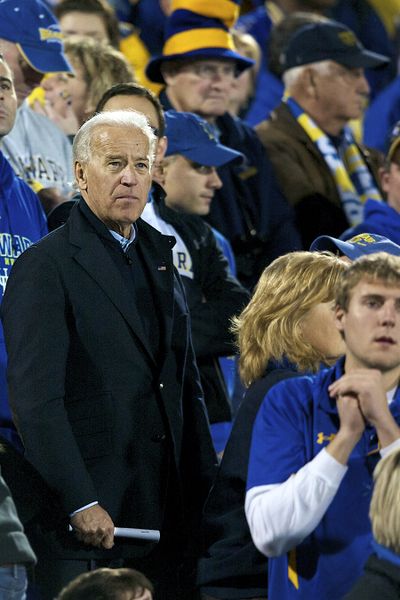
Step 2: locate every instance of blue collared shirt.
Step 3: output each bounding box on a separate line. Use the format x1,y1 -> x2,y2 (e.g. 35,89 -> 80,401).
109,225 -> 136,252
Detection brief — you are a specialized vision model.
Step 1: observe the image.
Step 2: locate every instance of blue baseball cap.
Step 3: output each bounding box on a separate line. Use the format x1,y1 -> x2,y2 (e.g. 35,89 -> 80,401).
0,0 -> 72,74
310,233 -> 400,259
164,110 -> 244,167
281,20 -> 388,72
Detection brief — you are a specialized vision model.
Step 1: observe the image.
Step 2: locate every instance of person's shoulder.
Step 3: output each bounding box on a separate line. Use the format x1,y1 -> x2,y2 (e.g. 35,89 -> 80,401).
218,111 -> 260,142
15,102 -> 70,143
255,103 -> 297,142
274,364 -> 338,403
268,372 -> 317,399
137,216 -> 176,246
25,224 -> 67,254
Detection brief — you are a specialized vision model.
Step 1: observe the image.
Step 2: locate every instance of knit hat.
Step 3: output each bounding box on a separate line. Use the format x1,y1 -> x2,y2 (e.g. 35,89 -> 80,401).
146,0 -> 254,84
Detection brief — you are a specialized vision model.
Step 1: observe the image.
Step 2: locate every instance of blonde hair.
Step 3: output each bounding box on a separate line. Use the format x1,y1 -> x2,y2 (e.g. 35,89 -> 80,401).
370,448 -> 400,553
336,252 -> 400,311
232,29 -> 261,78
64,37 -> 135,116
233,251 -> 346,386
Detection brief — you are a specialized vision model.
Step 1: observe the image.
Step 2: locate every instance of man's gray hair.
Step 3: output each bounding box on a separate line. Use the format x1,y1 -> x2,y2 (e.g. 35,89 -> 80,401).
73,110 -> 157,168
283,60 -> 332,91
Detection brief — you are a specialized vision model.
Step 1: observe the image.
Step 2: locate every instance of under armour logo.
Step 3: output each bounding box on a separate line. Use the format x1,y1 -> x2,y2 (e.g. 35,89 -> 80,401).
316,432 -> 336,445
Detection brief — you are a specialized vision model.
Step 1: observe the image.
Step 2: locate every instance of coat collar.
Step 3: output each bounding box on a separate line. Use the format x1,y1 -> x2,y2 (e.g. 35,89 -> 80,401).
67,199 -> 176,366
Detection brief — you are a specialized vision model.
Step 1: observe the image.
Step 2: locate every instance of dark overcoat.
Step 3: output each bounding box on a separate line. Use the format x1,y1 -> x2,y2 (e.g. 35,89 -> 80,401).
1,200 -> 216,559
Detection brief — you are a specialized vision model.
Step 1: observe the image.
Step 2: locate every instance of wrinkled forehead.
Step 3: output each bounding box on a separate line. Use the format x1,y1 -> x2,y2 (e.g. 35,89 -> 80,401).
90,124 -> 150,152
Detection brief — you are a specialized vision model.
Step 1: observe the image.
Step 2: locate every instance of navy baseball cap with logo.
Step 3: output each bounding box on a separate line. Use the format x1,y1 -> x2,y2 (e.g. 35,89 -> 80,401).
164,110 -> 244,167
0,0 -> 72,74
281,20 -> 389,72
310,233 -> 400,259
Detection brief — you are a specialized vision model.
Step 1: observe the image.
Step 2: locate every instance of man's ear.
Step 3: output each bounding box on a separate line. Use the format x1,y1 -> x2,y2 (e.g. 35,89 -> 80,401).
304,67 -> 317,98
156,135 -> 168,162
335,305 -> 346,335
379,166 -> 390,195
74,161 -> 87,191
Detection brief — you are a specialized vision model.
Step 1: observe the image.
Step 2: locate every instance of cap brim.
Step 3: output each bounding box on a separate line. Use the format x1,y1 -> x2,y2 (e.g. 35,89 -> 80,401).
182,143 -> 244,167
146,49 -> 254,84
309,235 -> 360,258
310,234 -> 400,258
19,42 -> 72,74
284,49 -> 389,72
388,137 -> 400,162
335,49 -> 389,70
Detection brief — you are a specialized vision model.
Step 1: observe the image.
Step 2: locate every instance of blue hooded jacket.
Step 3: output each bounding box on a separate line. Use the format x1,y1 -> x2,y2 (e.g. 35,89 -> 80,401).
0,151 -> 47,450
341,199 -> 400,245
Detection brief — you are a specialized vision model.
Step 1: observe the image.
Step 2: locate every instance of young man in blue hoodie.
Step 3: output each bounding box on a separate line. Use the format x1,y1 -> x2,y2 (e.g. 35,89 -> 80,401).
0,54 -> 47,449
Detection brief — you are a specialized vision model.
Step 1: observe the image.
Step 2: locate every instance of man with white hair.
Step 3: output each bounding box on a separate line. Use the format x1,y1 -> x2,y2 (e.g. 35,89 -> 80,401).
256,20 -> 388,248
1,110 -> 216,600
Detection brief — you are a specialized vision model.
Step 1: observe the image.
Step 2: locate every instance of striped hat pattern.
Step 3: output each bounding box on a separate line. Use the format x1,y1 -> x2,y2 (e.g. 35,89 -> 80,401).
146,0 -> 254,83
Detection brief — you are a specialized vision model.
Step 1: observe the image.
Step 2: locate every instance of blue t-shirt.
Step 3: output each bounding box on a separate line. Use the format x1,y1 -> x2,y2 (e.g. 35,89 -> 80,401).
247,358 -> 400,599
0,151 -> 47,449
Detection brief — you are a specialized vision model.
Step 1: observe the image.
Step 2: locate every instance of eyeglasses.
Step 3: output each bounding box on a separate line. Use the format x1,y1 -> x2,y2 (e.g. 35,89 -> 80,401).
181,62 -> 237,81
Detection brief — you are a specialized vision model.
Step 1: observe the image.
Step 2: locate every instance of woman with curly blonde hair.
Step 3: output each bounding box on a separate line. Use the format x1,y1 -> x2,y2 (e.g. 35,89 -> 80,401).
234,250 -> 347,387
199,250 -> 348,600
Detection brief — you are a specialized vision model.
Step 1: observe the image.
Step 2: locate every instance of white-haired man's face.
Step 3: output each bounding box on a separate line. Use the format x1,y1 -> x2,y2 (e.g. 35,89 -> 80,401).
308,61 -> 369,124
75,125 -> 152,238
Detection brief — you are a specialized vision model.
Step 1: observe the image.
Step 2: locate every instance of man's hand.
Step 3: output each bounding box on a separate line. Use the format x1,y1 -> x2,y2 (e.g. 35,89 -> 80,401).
324,372 -> 369,465
335,393 -> 366,439
329,369 -> 389,427
70,504 -> 115,549
329,369 -> 400,450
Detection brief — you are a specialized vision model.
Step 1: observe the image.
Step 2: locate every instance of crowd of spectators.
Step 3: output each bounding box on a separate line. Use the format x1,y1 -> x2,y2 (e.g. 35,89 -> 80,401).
1,0 -> 400,599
